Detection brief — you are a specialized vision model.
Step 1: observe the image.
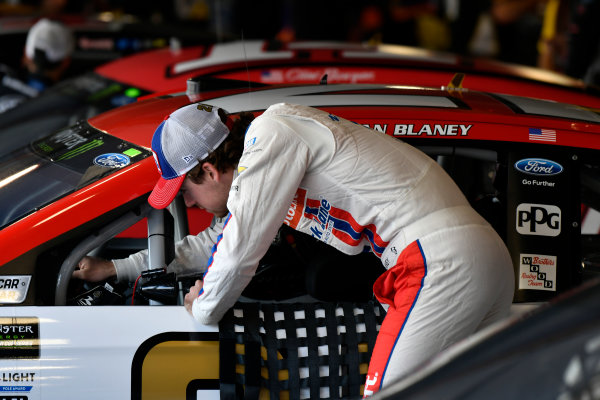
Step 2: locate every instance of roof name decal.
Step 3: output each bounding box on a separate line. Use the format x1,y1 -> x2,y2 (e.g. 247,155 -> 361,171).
261,68 -> 377,84
366,124 -> 472,136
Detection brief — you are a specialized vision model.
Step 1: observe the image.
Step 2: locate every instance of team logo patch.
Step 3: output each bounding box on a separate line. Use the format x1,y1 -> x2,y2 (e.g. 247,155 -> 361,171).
244,137 -> 256,149
93,153 -> 130,168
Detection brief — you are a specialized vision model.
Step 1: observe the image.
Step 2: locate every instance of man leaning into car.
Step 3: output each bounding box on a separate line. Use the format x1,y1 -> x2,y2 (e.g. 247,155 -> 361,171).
72,109 -> 253,286
76,102 -> 514,396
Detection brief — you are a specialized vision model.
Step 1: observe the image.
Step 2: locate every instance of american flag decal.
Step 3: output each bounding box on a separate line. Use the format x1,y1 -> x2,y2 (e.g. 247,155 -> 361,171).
529,128 -> 556,142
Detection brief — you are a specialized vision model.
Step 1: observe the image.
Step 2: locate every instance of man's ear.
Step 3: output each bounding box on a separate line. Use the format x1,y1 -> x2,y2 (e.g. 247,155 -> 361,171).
201,162 -> 220,181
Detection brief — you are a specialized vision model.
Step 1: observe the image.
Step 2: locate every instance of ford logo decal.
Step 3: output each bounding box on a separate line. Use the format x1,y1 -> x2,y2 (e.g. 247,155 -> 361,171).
514,158 -> 563,176
93,153 -> 130,169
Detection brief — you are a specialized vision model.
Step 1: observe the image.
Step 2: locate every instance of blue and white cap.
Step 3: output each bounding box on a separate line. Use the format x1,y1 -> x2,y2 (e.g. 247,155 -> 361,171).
148,103 -> 230,209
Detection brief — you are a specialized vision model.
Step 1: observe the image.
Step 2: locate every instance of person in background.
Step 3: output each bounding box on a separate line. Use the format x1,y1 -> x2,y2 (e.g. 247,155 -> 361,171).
0,18 -> 74,113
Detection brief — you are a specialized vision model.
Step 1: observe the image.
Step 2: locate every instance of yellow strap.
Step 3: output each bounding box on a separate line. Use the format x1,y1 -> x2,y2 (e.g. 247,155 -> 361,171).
538,0 -> 561,54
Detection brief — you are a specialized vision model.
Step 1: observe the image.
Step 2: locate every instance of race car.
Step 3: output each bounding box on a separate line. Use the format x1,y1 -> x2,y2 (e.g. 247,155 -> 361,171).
8,37 -> 600,242
0,80 -> 598,399
4,38 -> 600,159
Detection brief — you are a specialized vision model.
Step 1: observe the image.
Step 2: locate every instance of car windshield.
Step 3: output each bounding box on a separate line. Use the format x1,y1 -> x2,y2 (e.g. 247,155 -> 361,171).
0,122 -> 151,229
0,71 -> 150,158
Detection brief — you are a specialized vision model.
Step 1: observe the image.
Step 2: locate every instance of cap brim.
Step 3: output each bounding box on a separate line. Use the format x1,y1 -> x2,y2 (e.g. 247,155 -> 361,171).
148,175 -> 186,209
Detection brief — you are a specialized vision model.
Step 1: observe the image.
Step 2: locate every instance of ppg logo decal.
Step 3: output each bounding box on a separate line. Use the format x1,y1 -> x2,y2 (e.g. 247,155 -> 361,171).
514,158 -> 563,176
516,203 -> 561,236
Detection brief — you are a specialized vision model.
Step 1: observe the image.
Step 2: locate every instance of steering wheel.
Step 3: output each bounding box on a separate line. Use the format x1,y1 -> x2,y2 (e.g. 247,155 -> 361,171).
54,203 -> 150,306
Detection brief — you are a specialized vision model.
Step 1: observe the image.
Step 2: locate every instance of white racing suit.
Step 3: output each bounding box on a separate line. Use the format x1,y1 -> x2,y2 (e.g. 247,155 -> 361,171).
113,216 -> 226,282
192,103 -> 515,394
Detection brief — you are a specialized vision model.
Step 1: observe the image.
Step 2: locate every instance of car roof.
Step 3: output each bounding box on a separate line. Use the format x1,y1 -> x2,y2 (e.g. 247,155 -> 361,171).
94,83 -> 600,150
1,40 -> 597,162
96,39 -> 600,108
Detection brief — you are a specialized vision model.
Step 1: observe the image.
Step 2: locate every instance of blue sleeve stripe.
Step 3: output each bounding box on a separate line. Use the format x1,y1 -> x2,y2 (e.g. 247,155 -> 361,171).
199,213 -> 232,297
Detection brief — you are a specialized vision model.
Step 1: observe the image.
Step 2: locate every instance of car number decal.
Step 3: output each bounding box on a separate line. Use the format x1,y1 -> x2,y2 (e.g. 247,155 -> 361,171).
132,332 -> 220,400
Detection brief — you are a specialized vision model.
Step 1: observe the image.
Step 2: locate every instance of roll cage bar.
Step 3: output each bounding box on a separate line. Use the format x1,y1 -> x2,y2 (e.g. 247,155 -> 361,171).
54,196 -> 190,306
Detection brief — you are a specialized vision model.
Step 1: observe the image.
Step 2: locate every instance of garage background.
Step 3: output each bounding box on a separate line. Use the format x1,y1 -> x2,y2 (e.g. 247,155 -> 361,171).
0,0 -> 598,86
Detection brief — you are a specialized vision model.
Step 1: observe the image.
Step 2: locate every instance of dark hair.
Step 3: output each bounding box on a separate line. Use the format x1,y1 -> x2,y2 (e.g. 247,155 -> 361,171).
187,109 -> 255,183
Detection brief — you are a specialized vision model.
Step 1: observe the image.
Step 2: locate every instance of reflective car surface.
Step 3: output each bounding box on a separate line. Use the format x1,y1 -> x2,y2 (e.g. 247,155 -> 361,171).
0,82 -> 598,398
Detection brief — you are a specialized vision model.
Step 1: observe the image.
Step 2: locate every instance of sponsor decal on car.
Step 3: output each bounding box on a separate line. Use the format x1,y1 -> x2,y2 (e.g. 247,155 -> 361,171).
520,178 -> 556,187
93,153 -> 131,168
366,123 -> 472,136
109,93 -> 138,107
0,318 -> 39,359
122,148 -> 142,158
0,372 -> 36,383
0,372 -> 36,398
519,254 -> 557,291
0,276 -> 31,304
52,130 -> 88,150
514,158 -> 563,176
56,139 -> 104,161
516,203 -> 561,236
0,342 -> 39,395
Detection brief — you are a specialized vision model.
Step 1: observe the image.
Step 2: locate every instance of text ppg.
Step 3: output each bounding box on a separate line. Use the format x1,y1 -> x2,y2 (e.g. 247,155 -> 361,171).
516,203 -> 561,236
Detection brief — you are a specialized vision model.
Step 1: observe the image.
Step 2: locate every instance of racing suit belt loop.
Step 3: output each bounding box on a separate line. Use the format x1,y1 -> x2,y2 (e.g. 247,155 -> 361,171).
380,205 -> 487,268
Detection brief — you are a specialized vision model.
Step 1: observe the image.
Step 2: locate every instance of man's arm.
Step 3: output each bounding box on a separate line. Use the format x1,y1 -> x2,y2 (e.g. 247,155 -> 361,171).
191,116 -> 317,324
114,216 -> 226,281
73,216 -> 226,283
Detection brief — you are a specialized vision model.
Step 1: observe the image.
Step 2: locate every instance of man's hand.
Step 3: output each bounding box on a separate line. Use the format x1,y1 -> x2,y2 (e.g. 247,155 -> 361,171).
72,256 -> 117,282
184,280 -> 203,315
